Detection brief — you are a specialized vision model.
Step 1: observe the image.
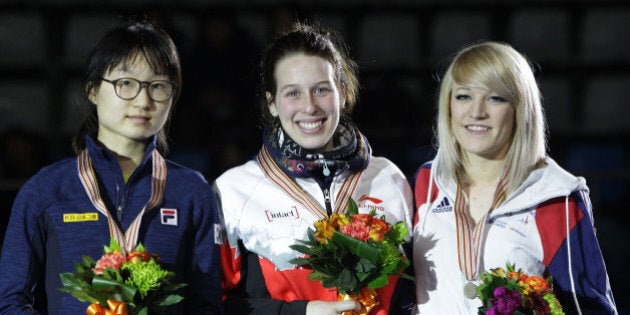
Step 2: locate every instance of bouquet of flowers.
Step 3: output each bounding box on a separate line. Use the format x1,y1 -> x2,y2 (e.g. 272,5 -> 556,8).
60,239 -> 186,315
289,198 -> 412,315
476,262 -> 564,315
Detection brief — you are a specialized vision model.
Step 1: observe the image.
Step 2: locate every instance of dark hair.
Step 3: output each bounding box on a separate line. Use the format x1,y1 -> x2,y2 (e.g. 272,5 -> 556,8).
72,21 -> 182,154
258,23 -> 359,128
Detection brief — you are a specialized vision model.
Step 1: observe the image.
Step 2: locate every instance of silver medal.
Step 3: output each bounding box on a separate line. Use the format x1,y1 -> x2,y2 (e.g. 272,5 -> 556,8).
463,282 -> 478,299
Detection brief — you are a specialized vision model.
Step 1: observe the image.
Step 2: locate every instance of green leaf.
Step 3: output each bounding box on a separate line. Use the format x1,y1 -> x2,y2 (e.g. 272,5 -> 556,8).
306,228 -> 318,243
354,258 -> 377,275
91,276 -> 137,301
332,232 -> 379,264
345,198 -> 358,216
309,270 -> 331,281
288,257 -> 310,266
59,273 -> 98,303
105,238 -> 122,253
384,222 -> 408,244
157,294 -> 185,307
59,273 -> 89,291
288,244 -> 312,254
367,273 -> 389,288
81,255 -> 96,268
135,242 -> 146,252
337,268 -> 359,294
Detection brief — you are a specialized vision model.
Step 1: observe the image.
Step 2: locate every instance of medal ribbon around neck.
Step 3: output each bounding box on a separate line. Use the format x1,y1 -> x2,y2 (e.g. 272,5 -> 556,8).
77,149 -> 167,254
257,145 -> 364,219
454,169 -> 509,280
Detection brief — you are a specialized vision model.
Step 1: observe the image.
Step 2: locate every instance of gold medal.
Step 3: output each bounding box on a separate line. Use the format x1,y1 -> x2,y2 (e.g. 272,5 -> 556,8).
463,282 -> 477,299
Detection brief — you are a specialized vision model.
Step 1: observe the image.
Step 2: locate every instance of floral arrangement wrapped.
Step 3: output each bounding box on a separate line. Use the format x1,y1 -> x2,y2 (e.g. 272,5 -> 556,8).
60,239 -> 186,315
476,262 -> 564,315
289,198 -> 412,315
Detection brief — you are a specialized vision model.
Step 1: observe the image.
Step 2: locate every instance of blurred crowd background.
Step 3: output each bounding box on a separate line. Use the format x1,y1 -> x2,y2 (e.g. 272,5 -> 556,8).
0,0 -> 628,312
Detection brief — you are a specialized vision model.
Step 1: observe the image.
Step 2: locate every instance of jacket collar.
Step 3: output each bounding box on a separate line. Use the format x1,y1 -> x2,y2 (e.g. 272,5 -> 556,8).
431,156 -> 588,215
84,134 -> 158,180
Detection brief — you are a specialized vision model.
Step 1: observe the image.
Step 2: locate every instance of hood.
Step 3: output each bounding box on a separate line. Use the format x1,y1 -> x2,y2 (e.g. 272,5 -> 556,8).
493,157 -> 589,216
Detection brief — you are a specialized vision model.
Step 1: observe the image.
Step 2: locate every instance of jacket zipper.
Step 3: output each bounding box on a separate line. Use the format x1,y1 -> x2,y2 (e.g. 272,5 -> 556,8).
323,187 -> 332,215
116,183 -> 126,222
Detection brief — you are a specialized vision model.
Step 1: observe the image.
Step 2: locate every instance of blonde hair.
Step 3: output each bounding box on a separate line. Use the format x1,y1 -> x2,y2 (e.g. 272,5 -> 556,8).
435,41 -> 547,194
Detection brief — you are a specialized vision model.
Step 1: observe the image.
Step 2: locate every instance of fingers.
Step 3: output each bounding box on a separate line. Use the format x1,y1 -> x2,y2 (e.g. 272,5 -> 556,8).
333,300 -> 361,312
306,300 -> 361,315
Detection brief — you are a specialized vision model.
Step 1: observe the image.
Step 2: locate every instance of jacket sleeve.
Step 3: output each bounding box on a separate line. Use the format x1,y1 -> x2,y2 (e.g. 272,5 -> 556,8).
186,184 -> 224,314
0,179 -> 46,314
536,192 -> 617,314
214,182 -> 309,315
222,243 -> 309,315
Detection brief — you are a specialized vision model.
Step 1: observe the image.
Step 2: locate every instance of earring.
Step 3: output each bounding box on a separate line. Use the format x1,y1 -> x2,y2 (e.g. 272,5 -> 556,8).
270,107 -> 278,117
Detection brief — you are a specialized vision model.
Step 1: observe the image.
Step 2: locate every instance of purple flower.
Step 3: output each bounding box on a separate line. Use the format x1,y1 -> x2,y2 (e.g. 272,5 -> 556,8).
487,286 -> 522,315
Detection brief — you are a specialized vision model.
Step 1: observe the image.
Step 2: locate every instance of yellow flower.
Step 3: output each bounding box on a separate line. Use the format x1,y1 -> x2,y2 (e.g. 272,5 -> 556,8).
314,219 -> 335,244
490,267 -> 506,277
314,214 -> 351,244
330,213 -> 350,229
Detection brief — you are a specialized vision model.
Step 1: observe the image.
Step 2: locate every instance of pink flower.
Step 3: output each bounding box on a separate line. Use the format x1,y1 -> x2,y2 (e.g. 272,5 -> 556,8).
340,222 -> 370,242
92,251 -> 126,275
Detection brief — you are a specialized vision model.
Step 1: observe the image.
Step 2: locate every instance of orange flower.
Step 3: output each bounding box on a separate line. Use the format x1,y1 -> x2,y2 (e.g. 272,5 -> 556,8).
368,218 -> 391,242
522,275 -> 549,293
507,271 -> 521,281
126,250 -> 157,264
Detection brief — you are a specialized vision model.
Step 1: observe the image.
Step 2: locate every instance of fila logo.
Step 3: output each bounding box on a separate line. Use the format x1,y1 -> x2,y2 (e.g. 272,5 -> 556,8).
160,208 -> 178,226
432,197 -> 453,213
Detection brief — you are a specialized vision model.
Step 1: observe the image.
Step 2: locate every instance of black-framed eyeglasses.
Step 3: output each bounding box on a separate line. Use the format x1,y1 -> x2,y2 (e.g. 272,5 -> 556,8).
101,78 -> 177,102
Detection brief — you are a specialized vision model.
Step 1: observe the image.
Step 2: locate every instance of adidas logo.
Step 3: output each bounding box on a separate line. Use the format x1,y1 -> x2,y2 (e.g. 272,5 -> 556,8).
432,197 -> 453,213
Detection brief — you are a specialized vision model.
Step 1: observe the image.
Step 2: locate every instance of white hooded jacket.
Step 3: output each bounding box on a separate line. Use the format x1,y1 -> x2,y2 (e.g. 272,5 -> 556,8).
413,157 -> 617,314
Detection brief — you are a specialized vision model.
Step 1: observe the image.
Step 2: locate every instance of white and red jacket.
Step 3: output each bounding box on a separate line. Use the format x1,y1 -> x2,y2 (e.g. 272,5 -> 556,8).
412,157 -> 617,314
214,156 -> 413,315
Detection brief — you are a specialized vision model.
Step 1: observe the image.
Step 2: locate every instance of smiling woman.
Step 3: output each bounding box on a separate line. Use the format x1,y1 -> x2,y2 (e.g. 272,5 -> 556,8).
269,53 -> 342,152
412,41 -> 617,315
449,84 -> 515,163
213,23 -> 415,315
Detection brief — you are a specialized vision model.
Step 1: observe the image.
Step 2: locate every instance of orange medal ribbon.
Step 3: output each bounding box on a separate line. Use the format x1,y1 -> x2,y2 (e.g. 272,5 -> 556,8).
86,299 -> 128,315
338,287 -> 379,315
77,149 -> 167,254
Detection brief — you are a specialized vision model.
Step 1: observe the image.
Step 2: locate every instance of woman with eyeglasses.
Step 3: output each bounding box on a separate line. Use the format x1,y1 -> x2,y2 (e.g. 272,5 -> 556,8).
0,21 -> 223,314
